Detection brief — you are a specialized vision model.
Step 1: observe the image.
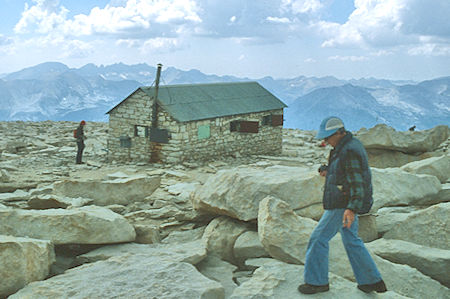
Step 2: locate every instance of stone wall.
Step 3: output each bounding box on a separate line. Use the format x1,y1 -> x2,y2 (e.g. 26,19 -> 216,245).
107,89 -> 284,164
107,89 -> 154,162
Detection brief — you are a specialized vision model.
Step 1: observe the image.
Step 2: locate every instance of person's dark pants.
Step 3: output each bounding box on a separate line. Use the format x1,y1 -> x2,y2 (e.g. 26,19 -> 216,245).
76,141 -> 85,164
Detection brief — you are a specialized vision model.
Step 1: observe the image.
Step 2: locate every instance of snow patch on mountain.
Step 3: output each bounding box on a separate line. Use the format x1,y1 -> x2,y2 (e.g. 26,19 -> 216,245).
370,88 -> 425,115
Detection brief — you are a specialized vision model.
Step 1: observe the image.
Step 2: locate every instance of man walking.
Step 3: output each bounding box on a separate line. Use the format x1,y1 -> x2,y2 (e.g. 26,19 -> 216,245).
75,120 -> 86,164
298,116 -> 387,294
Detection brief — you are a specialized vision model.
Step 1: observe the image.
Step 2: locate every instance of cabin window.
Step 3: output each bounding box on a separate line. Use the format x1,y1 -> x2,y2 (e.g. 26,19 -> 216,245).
134,125 -> 149,137
198,125 -> 211,140
230,121 -> 238,132
230,120 -> 259,133
120,136 -> 131,148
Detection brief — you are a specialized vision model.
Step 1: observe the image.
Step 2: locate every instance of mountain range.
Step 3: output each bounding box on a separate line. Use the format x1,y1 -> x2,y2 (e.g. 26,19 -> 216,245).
0,62 -> 448,131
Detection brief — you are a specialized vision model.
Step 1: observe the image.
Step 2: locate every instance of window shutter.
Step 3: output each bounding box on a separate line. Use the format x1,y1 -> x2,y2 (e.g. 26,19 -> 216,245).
271,114 -> 283,126
239,121 -> 259,133
150,128 -> 169,143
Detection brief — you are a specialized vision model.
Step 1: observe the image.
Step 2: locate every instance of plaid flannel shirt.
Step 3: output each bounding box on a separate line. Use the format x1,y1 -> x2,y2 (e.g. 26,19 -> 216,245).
343,152 -> 364,212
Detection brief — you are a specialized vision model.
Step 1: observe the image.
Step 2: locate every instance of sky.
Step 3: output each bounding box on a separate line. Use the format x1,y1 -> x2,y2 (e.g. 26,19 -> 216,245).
0,0 -> 449,81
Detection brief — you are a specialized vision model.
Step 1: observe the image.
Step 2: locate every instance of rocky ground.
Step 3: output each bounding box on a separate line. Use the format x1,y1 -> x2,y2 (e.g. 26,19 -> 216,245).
0,121 -> 449,298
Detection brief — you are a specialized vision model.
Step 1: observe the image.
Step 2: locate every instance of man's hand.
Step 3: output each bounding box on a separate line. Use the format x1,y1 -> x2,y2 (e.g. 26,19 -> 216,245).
318,165 -> 327,177
342,209 -> 355,228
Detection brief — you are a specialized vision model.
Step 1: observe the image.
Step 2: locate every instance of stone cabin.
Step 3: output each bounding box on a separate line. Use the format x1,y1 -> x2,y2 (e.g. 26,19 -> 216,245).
106,81 -> 287,164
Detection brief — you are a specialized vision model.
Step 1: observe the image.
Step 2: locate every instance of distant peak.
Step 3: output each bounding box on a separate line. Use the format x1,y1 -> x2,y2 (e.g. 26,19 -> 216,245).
36,61 -> 69,68
4,62 -> 70,81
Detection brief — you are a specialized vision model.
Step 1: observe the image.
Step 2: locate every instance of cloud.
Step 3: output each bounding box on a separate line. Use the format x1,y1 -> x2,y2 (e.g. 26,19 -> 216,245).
408,44 -> 450,56
22,35 -> 64,48
316,21 -> 362,48
398,0 -> 450,37
14,0 -> 448,61
0,34 -> 14,46
193,0 -> 284,39
12,0 -> 327,49
328,55 -> 368,62
139,37 -> 184,53
116,36 -> 184,54
14,0 -> 69,34
60,40 -> 94,58
266,16 -> 291,24
0,35 -> 15,55
231,36 -> 284,46
281,0 -> 323,14
8,34 -> 93,59
191,0 -> 325,43
370,50 -> 394,57
15,0 -> 202,39
316,0 -> 450,51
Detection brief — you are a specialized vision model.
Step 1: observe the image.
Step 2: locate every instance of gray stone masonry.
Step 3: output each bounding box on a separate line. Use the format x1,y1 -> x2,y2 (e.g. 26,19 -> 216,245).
108,89 -> 283,164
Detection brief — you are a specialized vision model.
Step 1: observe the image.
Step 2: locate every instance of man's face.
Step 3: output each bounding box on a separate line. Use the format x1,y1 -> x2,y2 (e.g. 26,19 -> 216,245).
324,132 -> 341,147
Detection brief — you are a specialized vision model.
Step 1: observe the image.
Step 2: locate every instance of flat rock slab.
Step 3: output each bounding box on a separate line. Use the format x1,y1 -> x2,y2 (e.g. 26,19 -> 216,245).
384,202 -> 450,250
28,195 -> 93,209
192,165 -> 323,221
371,168 -> 441,211
230,258 -> 408,299
367,238 -> 450,287
9,254 -> 224,299
373,254 -> 450,299
0,182 -> 37,193
366,148 -> 428,168
77,240 -> 207,265
161,226 -> 206,244
375,206 -> 421,235
0,206 -> 136,245
401,155 -> 450,183
53,175 -> 161,206
357,124 -> 449,154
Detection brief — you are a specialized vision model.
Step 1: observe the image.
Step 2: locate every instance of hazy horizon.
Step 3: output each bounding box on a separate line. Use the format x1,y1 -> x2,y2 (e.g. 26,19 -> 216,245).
2,60 -> 448,83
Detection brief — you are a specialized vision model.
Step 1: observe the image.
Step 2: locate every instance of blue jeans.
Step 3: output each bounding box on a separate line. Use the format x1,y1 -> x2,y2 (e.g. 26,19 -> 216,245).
304,209 -> 382,286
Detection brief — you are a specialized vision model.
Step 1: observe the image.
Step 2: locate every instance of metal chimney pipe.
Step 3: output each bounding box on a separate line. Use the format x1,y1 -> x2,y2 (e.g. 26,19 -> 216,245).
151,63 -> 162,128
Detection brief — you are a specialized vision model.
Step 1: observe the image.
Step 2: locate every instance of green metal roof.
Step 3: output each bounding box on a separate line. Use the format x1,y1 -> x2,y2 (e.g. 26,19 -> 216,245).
107,81 -> 287,122
144,81 -> 286,122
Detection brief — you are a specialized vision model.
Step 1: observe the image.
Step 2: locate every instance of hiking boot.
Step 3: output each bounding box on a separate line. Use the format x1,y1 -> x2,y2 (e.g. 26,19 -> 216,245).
298,283 -> 329,294
357,280 -> 387,293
